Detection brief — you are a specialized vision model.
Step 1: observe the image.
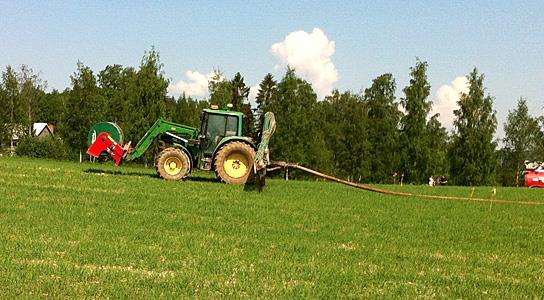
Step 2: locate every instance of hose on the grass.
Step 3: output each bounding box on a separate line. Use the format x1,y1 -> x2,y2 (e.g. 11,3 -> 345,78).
269,161 -> 544,206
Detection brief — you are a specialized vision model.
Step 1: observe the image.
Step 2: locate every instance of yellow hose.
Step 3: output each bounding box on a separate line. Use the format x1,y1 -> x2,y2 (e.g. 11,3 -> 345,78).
269,161 -> 544,206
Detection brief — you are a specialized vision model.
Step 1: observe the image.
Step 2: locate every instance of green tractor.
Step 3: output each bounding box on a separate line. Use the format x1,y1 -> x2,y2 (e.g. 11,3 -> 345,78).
87,106 -> 275,184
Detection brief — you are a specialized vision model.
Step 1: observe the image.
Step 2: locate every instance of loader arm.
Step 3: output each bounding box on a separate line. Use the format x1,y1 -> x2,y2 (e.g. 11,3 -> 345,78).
126,118 -> 199,161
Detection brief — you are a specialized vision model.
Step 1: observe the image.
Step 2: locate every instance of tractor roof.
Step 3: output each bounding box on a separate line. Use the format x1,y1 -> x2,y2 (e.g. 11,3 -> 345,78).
203,108 -> 244,117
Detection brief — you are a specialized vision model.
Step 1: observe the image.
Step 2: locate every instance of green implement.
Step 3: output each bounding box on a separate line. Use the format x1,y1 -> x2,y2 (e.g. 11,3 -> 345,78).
255,112 -> 276,170
244,112 -> 276,191
88,122 -> 124,146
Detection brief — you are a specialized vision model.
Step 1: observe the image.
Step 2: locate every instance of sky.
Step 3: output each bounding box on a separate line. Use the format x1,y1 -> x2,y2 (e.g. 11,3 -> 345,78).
1,0 -> 543,136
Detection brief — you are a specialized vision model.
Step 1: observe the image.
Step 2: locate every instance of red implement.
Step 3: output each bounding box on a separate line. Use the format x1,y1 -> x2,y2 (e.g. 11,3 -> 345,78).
87,132 -> 126,166
525,171 -> 544,188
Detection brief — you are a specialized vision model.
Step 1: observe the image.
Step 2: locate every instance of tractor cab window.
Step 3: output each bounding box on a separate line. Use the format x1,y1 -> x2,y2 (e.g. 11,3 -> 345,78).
203,113 -> 239,155
226,116 -> 238,136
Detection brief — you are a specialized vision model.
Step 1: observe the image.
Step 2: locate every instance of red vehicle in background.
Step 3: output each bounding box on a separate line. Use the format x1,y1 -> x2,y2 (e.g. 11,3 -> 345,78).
524,161 -> 544,188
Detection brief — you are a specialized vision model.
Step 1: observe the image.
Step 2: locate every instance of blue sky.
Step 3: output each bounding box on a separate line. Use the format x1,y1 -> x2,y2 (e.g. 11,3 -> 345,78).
1,1 -> 543,135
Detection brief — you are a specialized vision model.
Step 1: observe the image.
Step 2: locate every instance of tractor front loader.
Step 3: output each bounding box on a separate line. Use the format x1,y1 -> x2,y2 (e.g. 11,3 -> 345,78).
87,107 -> 275,186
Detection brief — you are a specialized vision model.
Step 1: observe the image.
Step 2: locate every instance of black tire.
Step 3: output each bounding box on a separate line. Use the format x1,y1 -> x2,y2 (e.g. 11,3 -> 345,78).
155,147 -> 190,180
214,142 -> 256,184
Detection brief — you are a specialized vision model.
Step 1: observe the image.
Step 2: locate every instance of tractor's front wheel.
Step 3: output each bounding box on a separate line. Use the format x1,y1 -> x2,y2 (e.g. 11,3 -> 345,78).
156,147 -> 190,180
214,142 -> 255,184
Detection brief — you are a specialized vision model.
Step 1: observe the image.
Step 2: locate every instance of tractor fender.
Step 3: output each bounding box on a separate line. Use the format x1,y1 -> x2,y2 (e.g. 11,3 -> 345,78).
172,144 -> 194,172
211,136 -> 256,170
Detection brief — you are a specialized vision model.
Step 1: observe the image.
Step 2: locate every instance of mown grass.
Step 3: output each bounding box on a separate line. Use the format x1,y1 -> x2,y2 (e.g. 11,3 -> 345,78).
0,156 -> 543,298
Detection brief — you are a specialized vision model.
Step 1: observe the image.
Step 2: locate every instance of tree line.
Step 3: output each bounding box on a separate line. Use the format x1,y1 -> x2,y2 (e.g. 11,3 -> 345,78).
1,49 -> 543,186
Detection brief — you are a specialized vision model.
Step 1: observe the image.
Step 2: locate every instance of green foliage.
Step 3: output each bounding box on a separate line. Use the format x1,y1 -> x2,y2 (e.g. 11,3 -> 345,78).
209,71 -> 254,136
0,65 -> 47,146
98,64 -> 126,122
132,49 -> 169,139
426,115 -> 449,177
208,70 -> 232,108
267,68 -> 333,174
363,73 -> 401,183
321,90 -> 371,180
0,77 -> 7,145
449,69 -> 498,185
15,136 -> 71,159
400,60 -> 433,184
36,89 -> 65,126
59,62 -> 103,151
230,72 -> 254,136
18,65 -> 47,135
2,66 -> 24,147
166,94 -> 209,128
230,72 -> 250,110
105,66 -> 138,137
500,98 -> 543,186
255,73 -> 277,115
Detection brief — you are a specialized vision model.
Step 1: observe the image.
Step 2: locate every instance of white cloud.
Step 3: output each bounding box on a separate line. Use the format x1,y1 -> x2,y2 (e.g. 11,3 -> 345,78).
432,76 -> 469,129
271,28 -> 338,99
168,70 -> 215,97
248,84 -> 260,108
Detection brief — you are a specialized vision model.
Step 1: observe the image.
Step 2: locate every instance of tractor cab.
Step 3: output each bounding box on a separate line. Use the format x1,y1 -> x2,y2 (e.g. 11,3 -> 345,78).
198,107 -> 245,169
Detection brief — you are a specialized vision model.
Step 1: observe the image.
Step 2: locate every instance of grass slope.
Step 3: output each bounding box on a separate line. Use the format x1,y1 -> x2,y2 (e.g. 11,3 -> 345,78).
0,157 -> 543,298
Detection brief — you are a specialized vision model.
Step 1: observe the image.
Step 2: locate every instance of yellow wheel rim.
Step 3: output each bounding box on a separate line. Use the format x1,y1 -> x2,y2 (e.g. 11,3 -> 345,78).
224,153 -> 249,178
164,157 -> 182,176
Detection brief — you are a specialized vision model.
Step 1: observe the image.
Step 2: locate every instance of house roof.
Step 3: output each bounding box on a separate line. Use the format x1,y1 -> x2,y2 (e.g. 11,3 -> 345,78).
33,123 -> 54,136
7,123 -> 55,140
33,123 -> 48,135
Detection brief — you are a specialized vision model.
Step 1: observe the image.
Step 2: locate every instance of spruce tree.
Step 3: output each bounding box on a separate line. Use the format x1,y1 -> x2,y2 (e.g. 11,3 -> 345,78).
230,72 -> 250,111
255,73 -> 277,139
256,73 -> 277,115
230,72 -> 253,136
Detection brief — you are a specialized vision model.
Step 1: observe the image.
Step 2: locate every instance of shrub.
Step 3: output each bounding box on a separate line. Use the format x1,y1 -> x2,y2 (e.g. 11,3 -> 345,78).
15,136 -> 71,160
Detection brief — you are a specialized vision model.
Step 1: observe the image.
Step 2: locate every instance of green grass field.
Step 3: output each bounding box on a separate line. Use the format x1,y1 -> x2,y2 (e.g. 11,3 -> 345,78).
1,157 -> 543,298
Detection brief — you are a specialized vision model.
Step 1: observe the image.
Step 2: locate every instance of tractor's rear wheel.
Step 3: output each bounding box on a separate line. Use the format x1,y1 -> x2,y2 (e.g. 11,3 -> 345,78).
214,142 -> 255,184
156,147 -> 190,180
